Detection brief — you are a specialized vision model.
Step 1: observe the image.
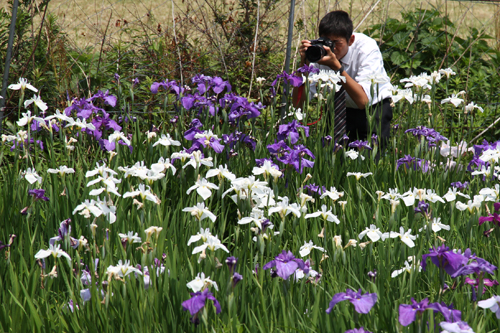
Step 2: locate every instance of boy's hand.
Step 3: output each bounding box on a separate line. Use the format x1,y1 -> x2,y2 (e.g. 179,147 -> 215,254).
299,40 -> 312,66
317,46 -> 342,71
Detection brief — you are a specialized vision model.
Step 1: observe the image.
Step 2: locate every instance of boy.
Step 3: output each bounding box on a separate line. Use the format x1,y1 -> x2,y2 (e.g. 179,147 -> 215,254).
293,10 -> 393,144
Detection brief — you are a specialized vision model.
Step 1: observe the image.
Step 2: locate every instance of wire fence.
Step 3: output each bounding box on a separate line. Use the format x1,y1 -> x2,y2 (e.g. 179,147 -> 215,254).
42,0 -> 500,61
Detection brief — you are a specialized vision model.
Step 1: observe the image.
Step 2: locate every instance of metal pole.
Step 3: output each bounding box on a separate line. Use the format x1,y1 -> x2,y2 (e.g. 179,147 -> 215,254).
0,0 -> 20,132
281,0 -> 296,119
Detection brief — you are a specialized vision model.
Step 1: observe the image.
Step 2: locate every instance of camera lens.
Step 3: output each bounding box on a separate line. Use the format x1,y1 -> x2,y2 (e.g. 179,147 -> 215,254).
306,45 -> 325,63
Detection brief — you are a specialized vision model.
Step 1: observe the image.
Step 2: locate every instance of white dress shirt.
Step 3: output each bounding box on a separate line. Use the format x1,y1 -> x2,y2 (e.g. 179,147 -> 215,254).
310,33 -> 393,109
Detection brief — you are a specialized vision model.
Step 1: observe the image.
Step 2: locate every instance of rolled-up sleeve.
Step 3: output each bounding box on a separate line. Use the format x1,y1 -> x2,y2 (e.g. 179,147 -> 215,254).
355,47 -> 386,104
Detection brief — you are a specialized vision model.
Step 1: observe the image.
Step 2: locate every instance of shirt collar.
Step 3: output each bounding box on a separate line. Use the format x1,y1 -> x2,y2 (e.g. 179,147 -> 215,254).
340,46 -> 352,66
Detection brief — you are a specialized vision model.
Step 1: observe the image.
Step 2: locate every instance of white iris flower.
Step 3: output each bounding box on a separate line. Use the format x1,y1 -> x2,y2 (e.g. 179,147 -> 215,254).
358,224 -> 389,242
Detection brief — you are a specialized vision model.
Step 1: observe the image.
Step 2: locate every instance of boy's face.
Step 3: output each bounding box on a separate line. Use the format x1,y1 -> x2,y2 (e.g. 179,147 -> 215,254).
323,34 -> 355,61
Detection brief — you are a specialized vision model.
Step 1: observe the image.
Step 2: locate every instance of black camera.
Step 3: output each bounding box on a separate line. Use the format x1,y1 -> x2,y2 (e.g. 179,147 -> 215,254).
305,37 -> 335,63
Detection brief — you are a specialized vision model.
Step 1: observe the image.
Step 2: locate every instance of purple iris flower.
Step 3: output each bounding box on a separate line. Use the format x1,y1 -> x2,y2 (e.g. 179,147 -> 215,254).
192,74 -> 212,94
219,92 -> 238,108
182,289 -> 221,323
191,134 -> 224,154
267,140 -> 291,156
263,250 -> 305,280
150,80 -> 182,96
398,298 -> 429,326
451,181 -> 469,190
396,155 -> 416,170
269,86 -> 276,98
28,189 -> 49,201
419,159 -> 431,172
465,277 -> 499,293
254,263 -> 260,276
49,218 -> 79,249
271,71 -> 303,87
421,245 -> 469,276
495,203 -> 500,212
210,77 -> 231,94
277,120 -> 309,144
64,97 -> 92,118
450,257 -> 497,278
81,258 -> 99,285
405,126 -> 448,147
322,135 -> 333,147
184,119 -> 203,140
294,64 -> 320,75
396,155 -> 430,172
67,300 -> 78,312
226,256 -> 238,273
182,94 -> 218,116
277,145 -> 315,174
240,134 -> 257,151
132,78 -> 140,87
428,301 -> 462,323
414,201 -> 429,215
303,184 -> 327,197
473,139 -> 500,156
98,139 -> 116,152
226,96 -> 264,123
326,288 -> 378,314
88,90 -> 117,107
222,131 -> 256,151
297,259 -> 312,278
467,155 -> 487,173
479,213 -> 500,226
207,137 -> 224,153
181,94 -> 197,110
345,328 -> 372,333
198,76 -> 232,95
222,131 -> 238,148
31,119 -> 45,132
92,110 -> 122,133
232,272 -> 243,287
348,140 -> 372,151
261,219 -> 273,232
10,138 -> 44,152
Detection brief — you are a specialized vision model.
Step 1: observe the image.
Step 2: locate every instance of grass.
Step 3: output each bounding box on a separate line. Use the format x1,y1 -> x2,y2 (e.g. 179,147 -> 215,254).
32,0 -> 500,50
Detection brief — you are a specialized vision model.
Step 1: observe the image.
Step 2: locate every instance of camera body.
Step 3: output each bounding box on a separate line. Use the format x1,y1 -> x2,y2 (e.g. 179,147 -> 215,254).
305,37 -> 335,63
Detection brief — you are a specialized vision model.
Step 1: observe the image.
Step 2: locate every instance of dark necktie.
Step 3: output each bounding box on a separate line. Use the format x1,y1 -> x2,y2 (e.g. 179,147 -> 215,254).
333,65 -> 346,143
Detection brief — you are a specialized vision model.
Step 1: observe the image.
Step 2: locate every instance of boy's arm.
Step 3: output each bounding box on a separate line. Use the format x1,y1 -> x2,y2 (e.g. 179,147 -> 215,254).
337,68 -> 369,109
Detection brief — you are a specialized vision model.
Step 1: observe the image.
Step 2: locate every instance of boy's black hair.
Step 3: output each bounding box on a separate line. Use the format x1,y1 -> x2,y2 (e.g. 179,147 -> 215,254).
318,10 -> 353,41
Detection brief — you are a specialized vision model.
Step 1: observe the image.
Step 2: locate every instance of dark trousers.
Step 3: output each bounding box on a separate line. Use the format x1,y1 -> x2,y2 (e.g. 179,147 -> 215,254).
346,98 -> 393,142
